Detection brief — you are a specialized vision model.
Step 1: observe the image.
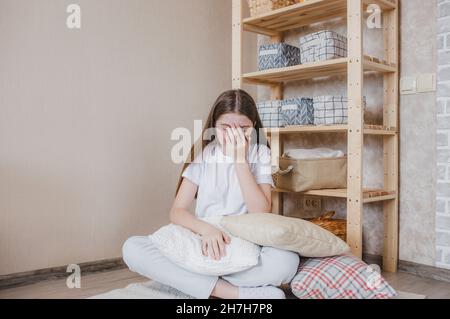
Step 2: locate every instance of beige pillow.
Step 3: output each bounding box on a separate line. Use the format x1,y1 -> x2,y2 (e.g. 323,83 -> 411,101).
220,213 -> 350,258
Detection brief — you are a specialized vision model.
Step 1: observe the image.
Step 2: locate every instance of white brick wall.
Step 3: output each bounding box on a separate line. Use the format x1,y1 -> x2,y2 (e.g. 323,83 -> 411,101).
436,0 -> 450,269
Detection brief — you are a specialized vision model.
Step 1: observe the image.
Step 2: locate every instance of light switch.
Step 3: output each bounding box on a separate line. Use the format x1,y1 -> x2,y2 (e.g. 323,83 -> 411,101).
400,77 -> 417,95
417,73 -> 436,93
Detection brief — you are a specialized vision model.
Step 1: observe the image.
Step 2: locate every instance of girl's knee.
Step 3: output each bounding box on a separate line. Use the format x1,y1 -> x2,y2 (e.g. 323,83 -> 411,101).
280,251 -> 300,283
261,248 -> 300,285
122,236 -> 147,271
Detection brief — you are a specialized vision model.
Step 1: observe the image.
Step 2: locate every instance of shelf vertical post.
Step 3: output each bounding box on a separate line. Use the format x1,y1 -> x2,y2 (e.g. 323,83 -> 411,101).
232,0 -> 243,89
382,0 -> 399,273
270,130 -> 284,215
347,0 -> 364,258
269,32 -> 285,215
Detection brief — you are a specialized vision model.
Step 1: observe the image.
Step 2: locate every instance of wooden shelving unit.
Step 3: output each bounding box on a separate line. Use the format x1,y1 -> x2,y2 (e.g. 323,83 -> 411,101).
232,0 -> 399,272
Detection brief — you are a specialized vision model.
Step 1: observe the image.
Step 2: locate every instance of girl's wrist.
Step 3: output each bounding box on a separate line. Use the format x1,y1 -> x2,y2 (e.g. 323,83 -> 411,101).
235,161 -> 250,170
198,222 -> 215,236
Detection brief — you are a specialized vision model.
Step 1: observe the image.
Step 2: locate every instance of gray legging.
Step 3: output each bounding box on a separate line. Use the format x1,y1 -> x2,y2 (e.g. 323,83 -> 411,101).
122,236 -> 300,299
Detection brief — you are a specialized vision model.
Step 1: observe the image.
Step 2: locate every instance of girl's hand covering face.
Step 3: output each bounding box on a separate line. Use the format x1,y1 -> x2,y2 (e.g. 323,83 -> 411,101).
200,226 -> 231,260
223,124 -> 252,164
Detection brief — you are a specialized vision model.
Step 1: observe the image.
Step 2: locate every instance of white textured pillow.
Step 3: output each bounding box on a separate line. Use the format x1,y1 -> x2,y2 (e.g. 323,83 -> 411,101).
149,216 -> 261,276
221,213 -> 350,258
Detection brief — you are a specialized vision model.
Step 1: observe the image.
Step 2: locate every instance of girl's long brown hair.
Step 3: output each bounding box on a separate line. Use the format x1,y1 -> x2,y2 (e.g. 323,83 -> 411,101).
175,89 -> 265,196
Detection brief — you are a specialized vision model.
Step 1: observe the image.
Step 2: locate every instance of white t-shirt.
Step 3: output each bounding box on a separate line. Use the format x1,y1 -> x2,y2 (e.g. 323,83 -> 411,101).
182,140 -> 274,218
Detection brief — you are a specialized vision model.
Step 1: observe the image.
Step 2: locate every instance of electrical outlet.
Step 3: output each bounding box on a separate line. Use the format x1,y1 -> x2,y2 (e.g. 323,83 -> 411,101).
400,77 -> 416,95
303,196 -> 322,212
417,73 -> 436,93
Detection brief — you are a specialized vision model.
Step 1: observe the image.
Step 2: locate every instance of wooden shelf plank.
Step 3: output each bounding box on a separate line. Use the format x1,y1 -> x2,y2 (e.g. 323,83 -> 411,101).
265,125 -> 347,134
244,58 -> 348,84
243,0 -> 396,35
243,0 -> 345,33
272,188 -> 397,203
364,58 -> 397,73
305,188 -> 348,198
265,125 -> 397,136
243,56 -> 395,85
364,127 -> 397,136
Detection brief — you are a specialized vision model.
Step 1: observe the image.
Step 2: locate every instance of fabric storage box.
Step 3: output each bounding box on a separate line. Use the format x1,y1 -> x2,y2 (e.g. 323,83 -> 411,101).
313,96 -> 367,126
281,98 -> 314,126
247,0 -> 303,17
257,100 -> 283,128
258,43 -> 300,71
272,149 -> 347,192
299,30 -> 347,64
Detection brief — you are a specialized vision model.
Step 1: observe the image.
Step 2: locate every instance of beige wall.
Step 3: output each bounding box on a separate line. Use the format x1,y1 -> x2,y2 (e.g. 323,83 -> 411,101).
399,0 -> 437,266
0,0 -> 235,275
1,0 -> 436,276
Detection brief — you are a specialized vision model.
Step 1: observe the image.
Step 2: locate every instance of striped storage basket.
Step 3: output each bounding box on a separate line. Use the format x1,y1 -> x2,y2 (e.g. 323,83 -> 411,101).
281,98 -> 314,126
313,96 -> 366,126
299,30 -> 347,64
257,100 -> 283,128
258,43 -> 300,71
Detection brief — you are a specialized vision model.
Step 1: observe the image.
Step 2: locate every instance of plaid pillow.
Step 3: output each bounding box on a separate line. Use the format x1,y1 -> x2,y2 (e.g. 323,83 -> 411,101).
291,254 -> 398,299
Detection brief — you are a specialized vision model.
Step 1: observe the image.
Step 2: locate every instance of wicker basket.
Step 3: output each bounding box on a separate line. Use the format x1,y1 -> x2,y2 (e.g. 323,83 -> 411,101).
247,0 -> 303,17
306,211 -> 347,241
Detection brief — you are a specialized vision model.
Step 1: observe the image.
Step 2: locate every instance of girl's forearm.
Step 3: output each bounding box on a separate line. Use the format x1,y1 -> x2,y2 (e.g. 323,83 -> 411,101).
169,208 -> 214,235
235,163 -> 271,214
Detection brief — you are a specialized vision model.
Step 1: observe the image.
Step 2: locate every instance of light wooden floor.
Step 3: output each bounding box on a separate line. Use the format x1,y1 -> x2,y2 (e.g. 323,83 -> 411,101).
0,269 -> 449,299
